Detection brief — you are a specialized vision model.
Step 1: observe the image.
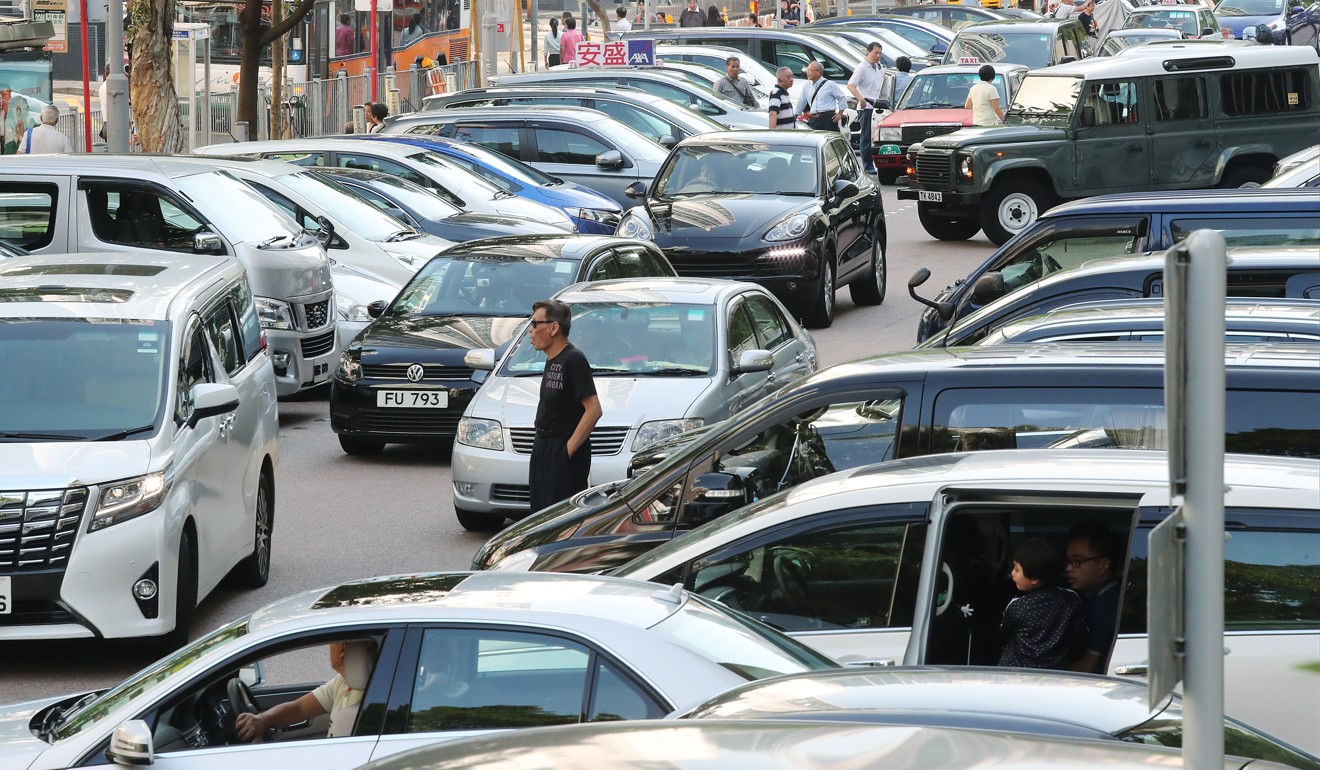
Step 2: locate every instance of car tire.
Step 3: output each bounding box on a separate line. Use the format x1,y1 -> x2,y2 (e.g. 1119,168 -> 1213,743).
804,254 -> 836,329
230,471 -> 273,589
981,179 -> 1051,247
456,506 -> 506,533
918,203 -> 981,241
849,225 -> 887,306
150,528 -> 196,657
1215,164 -> 1271,189
339,435 -> 385,455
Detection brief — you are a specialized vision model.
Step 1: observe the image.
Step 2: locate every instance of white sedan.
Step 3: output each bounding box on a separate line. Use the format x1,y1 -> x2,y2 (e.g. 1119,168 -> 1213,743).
0,572 -> 834,769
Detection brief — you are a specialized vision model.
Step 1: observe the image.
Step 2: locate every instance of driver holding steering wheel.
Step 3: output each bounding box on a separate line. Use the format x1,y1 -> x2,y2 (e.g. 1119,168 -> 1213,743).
235,640 -> 375,742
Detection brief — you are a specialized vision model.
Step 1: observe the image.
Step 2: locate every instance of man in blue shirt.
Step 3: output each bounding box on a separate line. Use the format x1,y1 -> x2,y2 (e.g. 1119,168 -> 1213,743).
796,61 -> 847,132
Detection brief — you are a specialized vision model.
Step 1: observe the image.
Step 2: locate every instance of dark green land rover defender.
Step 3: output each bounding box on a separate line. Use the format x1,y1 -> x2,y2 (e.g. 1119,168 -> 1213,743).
898,44 -> 1320,245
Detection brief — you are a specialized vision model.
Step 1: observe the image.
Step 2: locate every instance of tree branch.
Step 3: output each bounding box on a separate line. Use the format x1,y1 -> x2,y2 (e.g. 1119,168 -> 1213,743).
262,0 -> 317,43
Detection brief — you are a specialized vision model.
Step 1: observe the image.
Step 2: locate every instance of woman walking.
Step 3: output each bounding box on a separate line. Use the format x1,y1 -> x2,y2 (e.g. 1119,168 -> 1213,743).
545,18 -> 563,67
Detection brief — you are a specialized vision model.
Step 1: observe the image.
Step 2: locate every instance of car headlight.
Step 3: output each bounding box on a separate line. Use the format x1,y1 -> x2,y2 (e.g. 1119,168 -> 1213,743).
576,208 -> 617,224
254,296 -> 293,330
458,417 -> 505,451
385,250 -> 420,271
878,127 -> 901,142
490,548 -> 540,572
632,418 -> 704,452
337,350 -> 362,383
765,212 -> 812,242
90,472 -> 171,532
958,155 -> 974,181
617,210 -> 654,240
335,292 -> 373,323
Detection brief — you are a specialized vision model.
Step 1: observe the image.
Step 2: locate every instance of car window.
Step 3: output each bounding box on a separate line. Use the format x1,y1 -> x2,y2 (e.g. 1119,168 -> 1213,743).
996,219 -> 1145,292
0,183 -> 56,250
823,140 -> 843,185
689,517 -> 928,633
745,294 -> 792,350
1221,67 -> 1312,116
176,321 -> 215,425
231,282 -> 263,364
336,153 -> 429,186
1153,77 -> 1208,122
533,125 -> 611,165
727,301 -> 758,359
589,255 -> 620,281
931,387 -> 1167,453
1080,80 -> 1140,125
452,122 -> 523,159
768,41 -> 815,75
203,298 -> 243,377
1169,217 -> 1320,248
592,99 -> 673,142
614,247 -> 658,278
835,138 -> 864,183
85,184 -> 205,252
262,151 -> 326,167
401,120 -> 448,137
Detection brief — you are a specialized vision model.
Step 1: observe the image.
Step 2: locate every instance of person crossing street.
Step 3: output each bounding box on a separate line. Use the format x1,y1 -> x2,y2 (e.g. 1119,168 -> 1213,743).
527,300 -> 602,513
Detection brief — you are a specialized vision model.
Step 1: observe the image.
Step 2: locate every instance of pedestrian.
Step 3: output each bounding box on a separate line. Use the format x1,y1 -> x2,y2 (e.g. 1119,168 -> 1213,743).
545,17 -> 563,67
997,537 -> 1086,670
336,13 -> 355,56
614,5 -> 633,33
768,66 -> 796,129
365,101 -> 388,132
706,4 -> 725,25
527,299 -> 602,513
1075,0 -> 1097,36
715,56 -> 759,109
796,60 -> 847,132
965,64 -> 1005,125
1064,522 -> 1122,674
679,0 -> 706,27
785,2 -> 802,26
847,41 -> 886,174
343,120 -> 355,134
892,56 -> 914,104
560,16 -> 584,64
19,105 -> 71,154
748,11 -> 762,26
400,13 -> 426,48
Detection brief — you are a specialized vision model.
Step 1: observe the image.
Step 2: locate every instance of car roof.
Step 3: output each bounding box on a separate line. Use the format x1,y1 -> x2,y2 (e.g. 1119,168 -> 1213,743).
0,153 -> 290,180
954,18 -> 1073,34
432,234 -> 648,262
0,252 -> 235,320
1103,27 -> 1184,38
1044,42 -> 1313,75
1040,188 -> 1320,217
432,85 -> 668,103
989,298 -> 1320,341
1128,3 -> 1215,12
196,137 -> 433,158
1033,245 -> 1318,284
554,277 -> 748,304
677,128 -> 832,147
389,104 -> 623,121
914,62 -> 1031,76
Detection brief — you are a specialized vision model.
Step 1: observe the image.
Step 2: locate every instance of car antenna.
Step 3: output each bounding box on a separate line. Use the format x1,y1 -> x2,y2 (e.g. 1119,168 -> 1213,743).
652,583 -> 686,605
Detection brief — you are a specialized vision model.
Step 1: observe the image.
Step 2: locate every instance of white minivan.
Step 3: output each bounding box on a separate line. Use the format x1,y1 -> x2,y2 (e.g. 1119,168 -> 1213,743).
0,253 -> 280,651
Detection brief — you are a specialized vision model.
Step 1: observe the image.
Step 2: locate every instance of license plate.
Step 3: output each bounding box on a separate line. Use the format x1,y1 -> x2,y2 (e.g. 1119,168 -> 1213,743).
312,361 -> 331,383
919,191 -> 944,203
377,390 -> 448,408
877,144 -> 901,155
0,576 -> 10,615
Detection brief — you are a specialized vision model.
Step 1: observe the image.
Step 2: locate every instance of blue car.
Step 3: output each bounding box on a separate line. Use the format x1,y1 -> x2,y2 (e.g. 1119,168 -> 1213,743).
349,134 -> 623,234
1218,0 -> 1320,46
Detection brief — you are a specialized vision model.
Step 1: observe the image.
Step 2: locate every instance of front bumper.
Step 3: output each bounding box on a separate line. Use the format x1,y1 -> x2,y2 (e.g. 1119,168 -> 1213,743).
451,442 -> 633,518
663,241 -> 825,312
267,327 -> 337,397
330,379 -> 477,444
897,187 -> 982,212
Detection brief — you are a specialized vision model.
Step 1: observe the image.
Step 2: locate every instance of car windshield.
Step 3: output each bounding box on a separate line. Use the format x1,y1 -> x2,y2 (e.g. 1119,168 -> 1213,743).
501,301 -> 717,376
899,71 -> 1009,109
654,143 -> 819,198
1119,716 -> 1320,770
1099,31 -> 1179,55
281,171 -> 416,241
51,618 -> 249,741
445,141 -> 559,187
363,175 -> 462,220
614,495 -> 790,577
0,318 -> 168,441
1216,0 -> 1282,15
1127,10 -> 1201,34
176,171 -> 308,247
389,256 -> 581,317
1005,75 -> 1083,126
946,31 -> 1055,69
407,151 -> 507,200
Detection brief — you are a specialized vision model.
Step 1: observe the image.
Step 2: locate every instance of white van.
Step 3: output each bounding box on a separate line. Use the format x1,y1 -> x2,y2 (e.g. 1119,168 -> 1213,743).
0,253 -> 280,651
0,156 -> 336,396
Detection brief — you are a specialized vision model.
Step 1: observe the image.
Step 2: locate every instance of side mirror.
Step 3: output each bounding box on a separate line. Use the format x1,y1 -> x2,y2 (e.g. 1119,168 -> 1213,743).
314,215 -> 335,247
873,99 -> 892,112
625,181 -> 648,200
682,472 -> 750,527
1200,27 -> 1215,37
930,43 -> 948,56
105,720 -> 154,766
1078,105 -> 1096,128
833,178 -> 860,199
596,149 -> 626,170
659,134 -> 678,149
907,267 -> 956,321
189,382 -> 240,428
971,272 -> 1008,305
465,348 -> 497,371
367,300 -> 388,319
1059,55 -> 1077,65
192,230 -> 225,255
732,349 -> 773,374
239,660 -> 266,687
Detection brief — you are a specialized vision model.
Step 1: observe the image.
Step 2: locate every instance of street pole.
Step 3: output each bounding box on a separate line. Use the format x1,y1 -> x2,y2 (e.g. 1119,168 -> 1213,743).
370,0 -> 379,102
530,0 -> 539,69
106,0 -> 129,152
78,0 -> 90,151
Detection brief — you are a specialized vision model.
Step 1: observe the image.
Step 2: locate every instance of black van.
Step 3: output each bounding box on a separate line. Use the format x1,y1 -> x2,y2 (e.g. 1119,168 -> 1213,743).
471,344 -> 1320,573
912,189 -> 1320,342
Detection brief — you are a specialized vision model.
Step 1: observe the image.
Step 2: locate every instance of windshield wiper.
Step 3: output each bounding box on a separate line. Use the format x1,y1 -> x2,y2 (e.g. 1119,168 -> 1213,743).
255,234 -> 293,248
493,190 -> 516,199
0,431 -> 87,441
38,692 -> 98,742
384,230 -> 421,242
640,367 -> 709,376
95,425 -> 156,442
590,366 -> 634,375
911,102 -> 956,109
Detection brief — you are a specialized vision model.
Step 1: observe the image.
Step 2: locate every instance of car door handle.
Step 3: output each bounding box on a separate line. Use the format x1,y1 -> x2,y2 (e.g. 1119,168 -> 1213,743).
1113,662 -> 1148,677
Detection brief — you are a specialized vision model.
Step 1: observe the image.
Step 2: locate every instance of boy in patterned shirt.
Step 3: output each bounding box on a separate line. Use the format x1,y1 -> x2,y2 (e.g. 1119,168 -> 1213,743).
998,537 -> 1086,669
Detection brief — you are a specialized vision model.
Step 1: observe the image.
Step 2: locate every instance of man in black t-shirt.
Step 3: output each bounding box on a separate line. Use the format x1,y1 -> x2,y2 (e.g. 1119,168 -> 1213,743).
1065,521 -> 1123,673
528,299 -> 602,513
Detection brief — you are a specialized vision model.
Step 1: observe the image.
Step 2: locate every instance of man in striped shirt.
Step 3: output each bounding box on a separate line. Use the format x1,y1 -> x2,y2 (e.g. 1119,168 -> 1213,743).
768,67 -> 796,129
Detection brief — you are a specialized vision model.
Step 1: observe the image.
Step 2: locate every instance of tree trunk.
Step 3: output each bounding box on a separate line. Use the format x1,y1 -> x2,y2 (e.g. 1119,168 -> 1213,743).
585,0 -> 610,35
237,0 -> 317,133
129,0 -> 185,152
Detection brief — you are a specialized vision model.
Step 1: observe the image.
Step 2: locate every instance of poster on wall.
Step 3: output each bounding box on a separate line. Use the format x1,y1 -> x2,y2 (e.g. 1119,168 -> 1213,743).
33,0 -> 68,53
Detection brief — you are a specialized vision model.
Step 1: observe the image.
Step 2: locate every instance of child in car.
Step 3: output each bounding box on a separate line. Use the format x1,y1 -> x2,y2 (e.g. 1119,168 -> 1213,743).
998,537 -> 1086,670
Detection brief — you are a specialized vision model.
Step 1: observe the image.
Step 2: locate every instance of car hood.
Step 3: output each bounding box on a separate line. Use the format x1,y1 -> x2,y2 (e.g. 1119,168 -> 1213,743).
445,212 -> 557,234
487,194 -> 578,229
357,314 -> 529,355
881,108 -> 971,128
475,478 -> 634,569
1218,14 -> 1276,34
644,196 -> 815,241
471,374 -> 716,426
247,245 -> 333,301
525,180 -> 621,213
1,442 -> 153,488
330,260 -> 402,310
920,124 -> 1066,149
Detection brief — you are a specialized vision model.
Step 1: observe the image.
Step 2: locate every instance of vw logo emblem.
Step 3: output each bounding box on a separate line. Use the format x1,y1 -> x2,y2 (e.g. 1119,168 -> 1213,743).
406,364 -> 425,382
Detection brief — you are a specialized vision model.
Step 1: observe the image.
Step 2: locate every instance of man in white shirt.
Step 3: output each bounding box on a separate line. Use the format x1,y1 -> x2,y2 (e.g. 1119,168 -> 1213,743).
796,61 -> 847,132
614,6 -> 632,33
847,42 -> 885,174
20,105 -> 73,154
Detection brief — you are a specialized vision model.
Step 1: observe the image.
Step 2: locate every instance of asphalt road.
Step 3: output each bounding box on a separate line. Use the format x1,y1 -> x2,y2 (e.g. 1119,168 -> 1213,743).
0,195 -> 999,703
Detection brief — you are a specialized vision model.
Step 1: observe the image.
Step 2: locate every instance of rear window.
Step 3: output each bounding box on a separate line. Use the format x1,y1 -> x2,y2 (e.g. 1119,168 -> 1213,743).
1220,67 -> 1313,116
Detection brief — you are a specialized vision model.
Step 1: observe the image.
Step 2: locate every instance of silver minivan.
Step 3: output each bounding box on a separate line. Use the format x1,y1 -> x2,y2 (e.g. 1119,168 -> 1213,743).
0,156 -> 336,396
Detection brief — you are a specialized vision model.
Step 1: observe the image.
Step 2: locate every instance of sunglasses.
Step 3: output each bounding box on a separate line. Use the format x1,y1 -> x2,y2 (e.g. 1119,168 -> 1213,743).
528,319 -> 557,327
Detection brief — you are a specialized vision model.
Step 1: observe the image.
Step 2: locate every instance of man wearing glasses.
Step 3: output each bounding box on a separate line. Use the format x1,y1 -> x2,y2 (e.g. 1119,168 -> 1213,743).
527,300 -> 602,512
1065,521 -> 1123,674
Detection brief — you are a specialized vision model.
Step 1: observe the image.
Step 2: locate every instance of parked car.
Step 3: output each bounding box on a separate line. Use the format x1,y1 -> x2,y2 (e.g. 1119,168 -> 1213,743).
898,46 -> 1320,244
474,342 -> 1320,574
1230,0 -> 1320,47
421,84 -> 727,147
330,235 -> 676,455
451,277 -> 818,530
911,187 -> 1320,341
621,26 -> 865,90
611,449 -> 1320,751
0,572 -> 834,769
976,297 -> 1320,344
873,62 -> 1030,184
1123,3 -> 1222,38
1263,144 -> 1320,188
618,130 -> 887,328
916,247 -> 1320,346
0,253 -> 279,650
679,668 -> 1320,769
195,138 -> 579,232
878,4 -> 1016,30
806,15 -> 955,59
940,18 -> 1093,68
799,25 -> 942,70
382,106 -> 671,210
656,44 -> 782,97
1095,27 -> 1184,56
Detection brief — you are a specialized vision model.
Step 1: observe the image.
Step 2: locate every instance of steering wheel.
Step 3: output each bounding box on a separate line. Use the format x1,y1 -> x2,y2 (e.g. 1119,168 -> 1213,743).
772,549 -> 811,603
227,677 -> 259,717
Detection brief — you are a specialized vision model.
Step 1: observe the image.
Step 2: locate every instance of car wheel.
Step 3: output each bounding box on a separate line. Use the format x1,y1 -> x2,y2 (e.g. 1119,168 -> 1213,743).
339,435 -> 385,455
230,471 -> 273,589
918,203 -> 981,241
804,254 -> 836,329
981,179 -> 1050,247
1215,164 -> 1271,188
849,224 -> 887,306
456,506 -> 506,533
149,528 -> 196,657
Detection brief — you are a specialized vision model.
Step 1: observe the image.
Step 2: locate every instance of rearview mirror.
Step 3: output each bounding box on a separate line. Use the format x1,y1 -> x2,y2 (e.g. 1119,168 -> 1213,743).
625,181 -> 648,199
192,230 -> 225,255
907,267 -> 956,321
659,134 -> 678,149
733,349 -> 773,374
1078,105 -> 1096,128
465,348 -> 497,371
833,178 -> 860,199
105,720 -> 154,766
367,300 -> 388,319
1200,27 -> 1215,37
189,383 -> 240,428
682,472 -> 749,527
596,149 -> 625,170
971,272 -> 1008,305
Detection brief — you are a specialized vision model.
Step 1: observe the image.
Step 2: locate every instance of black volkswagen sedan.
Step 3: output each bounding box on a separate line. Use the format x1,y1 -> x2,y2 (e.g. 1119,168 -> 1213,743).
617,131 -> 887,329
329,234 -> 675,455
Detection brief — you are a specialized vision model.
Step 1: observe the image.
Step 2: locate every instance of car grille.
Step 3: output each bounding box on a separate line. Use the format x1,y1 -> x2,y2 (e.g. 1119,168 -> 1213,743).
915,153 -> 954,189
901,123 -> 962,145
0,599 -> 75,627
491,484 -> 530,504
665,251 -> 757,278
361,363 -> 476,381
300,299 -> 332,331
0,488 -> 86,571
300,329 -> 337,359
507,426 -> 630,456
355,410 -> 463,435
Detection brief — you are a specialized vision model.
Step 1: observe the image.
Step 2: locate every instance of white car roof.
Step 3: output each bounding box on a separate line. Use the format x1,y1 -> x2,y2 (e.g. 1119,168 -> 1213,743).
1035,43 -> 1317,77
554,277 -> 752,304
196,137 -> 427,159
